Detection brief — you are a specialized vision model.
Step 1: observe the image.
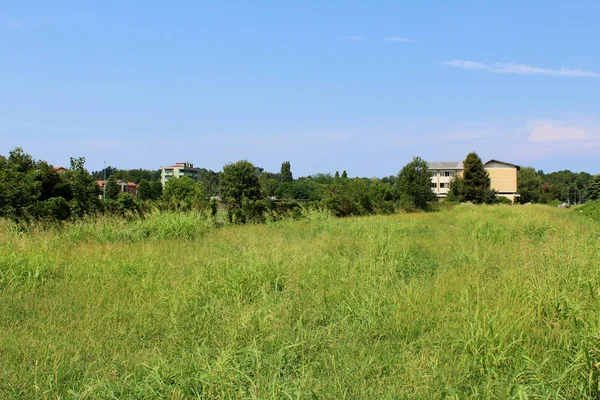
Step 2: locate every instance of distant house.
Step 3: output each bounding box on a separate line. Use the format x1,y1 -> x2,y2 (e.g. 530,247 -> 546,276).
96,180 -> 139,198
428,158 -> 520,202
52,166 -> 67,174
160,161 -> 200,187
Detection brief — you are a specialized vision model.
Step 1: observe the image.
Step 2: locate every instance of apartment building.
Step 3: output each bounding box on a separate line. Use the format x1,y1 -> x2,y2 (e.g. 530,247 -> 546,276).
428,161 -> 464,197
160,161 -> 200,187
428,159 -> 520,202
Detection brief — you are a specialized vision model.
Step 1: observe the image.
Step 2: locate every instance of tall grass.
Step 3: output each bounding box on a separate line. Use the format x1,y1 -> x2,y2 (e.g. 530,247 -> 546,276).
0,205 -> 599,398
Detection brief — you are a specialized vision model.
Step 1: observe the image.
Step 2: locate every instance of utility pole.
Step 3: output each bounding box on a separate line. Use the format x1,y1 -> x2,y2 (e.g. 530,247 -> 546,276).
103,161 -> 106,201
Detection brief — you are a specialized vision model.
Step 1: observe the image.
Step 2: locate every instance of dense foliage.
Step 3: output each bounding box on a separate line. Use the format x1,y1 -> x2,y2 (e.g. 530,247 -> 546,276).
3,147 -> 597,224
394,156 -> 436,210
462,152 -> 493,204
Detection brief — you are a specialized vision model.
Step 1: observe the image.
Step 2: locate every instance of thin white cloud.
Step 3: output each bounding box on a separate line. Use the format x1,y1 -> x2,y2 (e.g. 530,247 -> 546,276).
528,120 -> 598,142
384,37 -> 416,43
341,35 -> 367,41
445,59 -> 599,78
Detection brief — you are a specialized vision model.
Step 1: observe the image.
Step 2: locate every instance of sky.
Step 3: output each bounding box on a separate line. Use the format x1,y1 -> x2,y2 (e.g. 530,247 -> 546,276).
1,0 -> 599,177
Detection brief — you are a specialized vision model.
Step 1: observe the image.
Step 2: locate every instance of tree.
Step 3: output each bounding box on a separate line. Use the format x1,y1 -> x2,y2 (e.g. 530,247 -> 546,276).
105,176 -> 121,200
280,161 -> 293,182
461,152 -> 491,204
341,170 -> 348,179
162,176 -> 206,210
69,156 -> 101,217
394,156 -> 436,210
150,181 -> 163,200
589,174 -> 600,201
368,180 -> 395,214
137,179 -> 152,201
116,193 -> 139,217
518,167 -> 543,203
0,148 -> 41,220
219,160 -> 261,204
446,176 -> 464,203
259,175 -> 279,198
220,160 -> 262,223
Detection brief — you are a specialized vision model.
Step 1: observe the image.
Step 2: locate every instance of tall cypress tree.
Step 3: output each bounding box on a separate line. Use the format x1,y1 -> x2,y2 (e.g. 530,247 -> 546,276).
461,152 -> 490,204
105,176 -> 121,200
280,161 -> 293,182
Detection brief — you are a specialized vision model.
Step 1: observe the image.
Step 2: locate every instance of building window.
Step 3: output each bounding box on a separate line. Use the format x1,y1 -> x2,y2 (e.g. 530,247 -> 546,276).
440,183 -> 446,188
431,182 -> 437,188
444,171 -> 453,177
431,171 -> 437,177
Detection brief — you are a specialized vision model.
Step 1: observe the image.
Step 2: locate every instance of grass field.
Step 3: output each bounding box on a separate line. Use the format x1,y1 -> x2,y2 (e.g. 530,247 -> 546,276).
1,205 -> 599,399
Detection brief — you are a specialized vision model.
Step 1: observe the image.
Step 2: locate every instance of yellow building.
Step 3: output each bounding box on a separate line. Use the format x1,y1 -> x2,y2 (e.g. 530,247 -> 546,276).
428,159 -> 520,202
483,159 -> 520,202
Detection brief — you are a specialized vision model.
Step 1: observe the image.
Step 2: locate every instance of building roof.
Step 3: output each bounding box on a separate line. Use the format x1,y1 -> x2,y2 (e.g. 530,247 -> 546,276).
161,161 -> 197,169
427,161 -> 464,170
483,159 -> 520,170
96,180 -> 138,187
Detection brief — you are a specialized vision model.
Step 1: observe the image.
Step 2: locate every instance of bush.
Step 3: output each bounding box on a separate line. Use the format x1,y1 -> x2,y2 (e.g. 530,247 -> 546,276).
40,197 -> 71,221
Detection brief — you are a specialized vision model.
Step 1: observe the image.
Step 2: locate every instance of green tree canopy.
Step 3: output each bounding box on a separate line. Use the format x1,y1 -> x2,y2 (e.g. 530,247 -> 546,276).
105,176 -> 121,200
394,156 -> 436,210
446,176 -> 464,203
69,156 -> 102,217
162,176 -> 206,210
280,161 -> 293,182
518,167 -> 543,203
588,174 -> 600,201
461,152 -> 491,204
137,179 -> 152,201
219,160 -> 261,204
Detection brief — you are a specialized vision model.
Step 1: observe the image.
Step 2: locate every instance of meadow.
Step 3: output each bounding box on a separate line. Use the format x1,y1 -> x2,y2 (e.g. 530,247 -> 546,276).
0,205 -> 599,399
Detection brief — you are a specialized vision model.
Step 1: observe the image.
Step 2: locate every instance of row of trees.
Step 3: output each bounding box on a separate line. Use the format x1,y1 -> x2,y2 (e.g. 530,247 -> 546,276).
3,147 -> 598,223
517,168 -> 597,204
0,148 -> 102,221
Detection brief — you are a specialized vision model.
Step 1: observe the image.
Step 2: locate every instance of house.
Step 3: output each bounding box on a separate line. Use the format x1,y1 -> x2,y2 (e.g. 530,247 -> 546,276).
160,161 -> 200,187
52,166 -> 67,174
428,158 -> 520,202
96,180 -> 139,198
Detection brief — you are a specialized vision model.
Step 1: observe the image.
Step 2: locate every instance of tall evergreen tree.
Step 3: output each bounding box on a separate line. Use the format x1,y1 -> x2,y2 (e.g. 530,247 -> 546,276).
341,170 -> 348,179
589,174 -> 600,201
280,161 -> 293,182
394,156 -> 436,210
461,152 -> 490,204
105,176 -> 120,200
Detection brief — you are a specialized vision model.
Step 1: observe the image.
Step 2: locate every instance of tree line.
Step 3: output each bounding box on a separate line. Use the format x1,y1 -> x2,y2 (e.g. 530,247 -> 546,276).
1,147 -> 599,223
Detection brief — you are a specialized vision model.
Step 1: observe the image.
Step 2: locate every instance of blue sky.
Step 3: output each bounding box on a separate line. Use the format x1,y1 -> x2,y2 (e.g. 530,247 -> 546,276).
1,1 -> 599,176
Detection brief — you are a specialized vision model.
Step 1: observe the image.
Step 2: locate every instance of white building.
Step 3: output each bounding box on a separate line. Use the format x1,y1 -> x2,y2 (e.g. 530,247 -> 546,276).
427,159 -> 520,201
160,161 -> 200,187
427,161 -> 464,197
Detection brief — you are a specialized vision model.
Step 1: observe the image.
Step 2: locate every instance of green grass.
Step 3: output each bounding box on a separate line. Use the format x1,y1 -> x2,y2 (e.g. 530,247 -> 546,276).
1,205 -> 599,399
